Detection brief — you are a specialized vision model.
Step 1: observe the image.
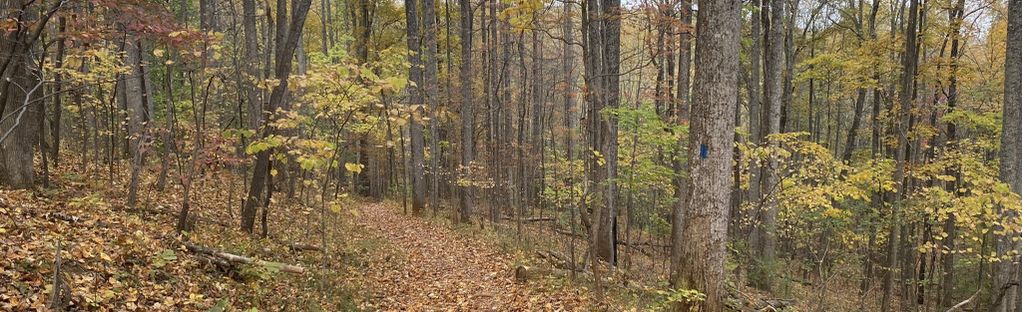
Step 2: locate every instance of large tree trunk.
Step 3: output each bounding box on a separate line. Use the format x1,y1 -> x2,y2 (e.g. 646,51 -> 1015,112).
0,0 -> 56,189
672,0 -> 740,310
405,0 -> 427,213
993,0 -> 1022,310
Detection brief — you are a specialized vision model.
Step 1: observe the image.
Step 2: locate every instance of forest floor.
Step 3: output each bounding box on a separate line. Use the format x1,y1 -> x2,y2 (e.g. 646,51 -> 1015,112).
347,202 -> 590,310
0,163 -> 591,311
0,162 -> 875,311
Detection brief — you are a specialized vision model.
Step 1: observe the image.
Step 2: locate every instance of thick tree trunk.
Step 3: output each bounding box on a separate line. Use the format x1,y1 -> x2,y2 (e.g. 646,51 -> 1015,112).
0,0 -> 53,189
405,0 -> 427,213
993,0 -> 1022,310
672,0 -> 740,310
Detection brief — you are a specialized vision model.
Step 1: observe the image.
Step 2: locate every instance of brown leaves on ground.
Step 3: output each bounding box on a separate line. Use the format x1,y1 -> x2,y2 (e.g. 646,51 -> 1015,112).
0,164 -> 589,311
348,203 -> 590,311
0,166 -> 348,311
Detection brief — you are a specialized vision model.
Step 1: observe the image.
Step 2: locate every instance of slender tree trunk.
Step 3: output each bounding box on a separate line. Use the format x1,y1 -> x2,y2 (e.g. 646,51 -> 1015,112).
747,0 -> 764,248
595,0 -> 621,265
561,1 -> 578,279
242,0 -> 313,233
938,0 -> 966,308
50,16 -> 66,167
670,0 -> 691,283
458,0 -> 474,223
750,0 -> 784,290
881,0 -> 920,310
126,38 -> 151,210
423,0 -> 441,213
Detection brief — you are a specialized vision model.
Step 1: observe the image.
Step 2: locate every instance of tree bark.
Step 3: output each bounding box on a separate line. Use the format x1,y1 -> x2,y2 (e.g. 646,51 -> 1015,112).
670,0 -> 691,283
672,0 -> 740,310
405,0 -> 428,213
750,0 -> 784,291
881,0 -> 920,310
457,0 -> 474,223
993,0 -> 1022,310
594,0 -> 621,265
0,0 -> 55,188
242,0 -> 313,233
423,0 -> 441,213
747,0 -> 764,250
50,16 -> 66,167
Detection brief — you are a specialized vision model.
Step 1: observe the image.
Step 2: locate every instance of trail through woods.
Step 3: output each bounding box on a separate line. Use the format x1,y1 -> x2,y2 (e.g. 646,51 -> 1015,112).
349,202 -> 589,311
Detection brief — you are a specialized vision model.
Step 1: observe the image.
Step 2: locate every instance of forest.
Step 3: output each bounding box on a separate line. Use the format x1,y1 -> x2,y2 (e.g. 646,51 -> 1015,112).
0,0 -> 1021,309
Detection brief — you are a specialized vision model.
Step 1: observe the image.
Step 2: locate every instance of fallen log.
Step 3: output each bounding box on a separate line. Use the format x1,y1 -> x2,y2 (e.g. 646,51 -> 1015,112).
182,242 -> 306,274
288,241 -> 318,251
757,298 -> 796,311
501,216 -> 556,222
514,265 -> 566,282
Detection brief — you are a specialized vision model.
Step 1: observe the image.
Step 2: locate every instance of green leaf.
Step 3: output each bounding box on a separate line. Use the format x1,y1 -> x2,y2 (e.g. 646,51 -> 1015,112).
206,299 -> 228,312
160,249 -> 178,261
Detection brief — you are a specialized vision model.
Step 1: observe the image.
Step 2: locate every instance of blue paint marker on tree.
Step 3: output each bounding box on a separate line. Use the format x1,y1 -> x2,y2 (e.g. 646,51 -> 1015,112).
699,144 -> 708,159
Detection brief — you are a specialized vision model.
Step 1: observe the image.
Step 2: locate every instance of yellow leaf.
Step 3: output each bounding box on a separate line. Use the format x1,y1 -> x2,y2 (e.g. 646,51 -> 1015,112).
153,49 -> 165,57
345,162 -> 364,174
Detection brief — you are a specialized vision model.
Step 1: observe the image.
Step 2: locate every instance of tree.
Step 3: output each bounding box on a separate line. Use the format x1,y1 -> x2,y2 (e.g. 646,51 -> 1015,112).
880,0 -> 919,310
670,0 -> 691,282
581,0 -> 621,265
405,0 -> 428,213
0,0 -> 61,189
241,0 -> 314,233
672,0 -> 740,309
992,0 -> 1022,310
457,0 -> 474,223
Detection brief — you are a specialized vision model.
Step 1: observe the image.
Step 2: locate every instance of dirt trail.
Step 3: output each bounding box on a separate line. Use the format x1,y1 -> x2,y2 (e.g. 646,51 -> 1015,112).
350,202 -> 587,311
